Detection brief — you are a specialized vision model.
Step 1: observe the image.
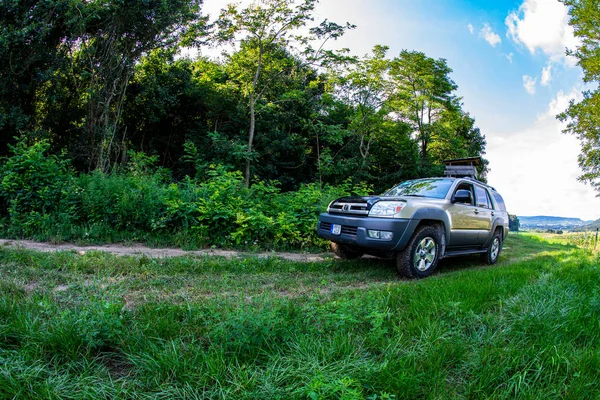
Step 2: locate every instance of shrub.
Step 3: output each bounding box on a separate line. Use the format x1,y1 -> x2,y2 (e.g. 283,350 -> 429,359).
0,137 -> 77,236
0,142 -> 375,250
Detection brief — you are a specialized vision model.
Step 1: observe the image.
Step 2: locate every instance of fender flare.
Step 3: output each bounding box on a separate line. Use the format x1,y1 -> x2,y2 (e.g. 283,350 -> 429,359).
483,218 -> 505,247
392,208 -> 450,253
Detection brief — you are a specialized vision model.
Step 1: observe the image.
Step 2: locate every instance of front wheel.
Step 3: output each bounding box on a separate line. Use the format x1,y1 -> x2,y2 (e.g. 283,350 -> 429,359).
481,230 -> 502,265
330,242 -> 364,260
396,225 -> 441,278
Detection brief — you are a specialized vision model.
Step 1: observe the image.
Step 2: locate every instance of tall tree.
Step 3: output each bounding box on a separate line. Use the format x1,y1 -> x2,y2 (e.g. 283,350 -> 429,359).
216,0 -> 351,187
333,45 -> 392,174
0,1 -> 73,150
388,51 -> 458,168
216,0 -> 317,187
0,0 -> 206,171
558,0 -> 600,194
71,0 -> 206,171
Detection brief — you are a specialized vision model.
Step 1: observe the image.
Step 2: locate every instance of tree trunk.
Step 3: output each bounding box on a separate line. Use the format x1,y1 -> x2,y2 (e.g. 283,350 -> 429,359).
245,92 -> 256,188
244,45 -> 264,188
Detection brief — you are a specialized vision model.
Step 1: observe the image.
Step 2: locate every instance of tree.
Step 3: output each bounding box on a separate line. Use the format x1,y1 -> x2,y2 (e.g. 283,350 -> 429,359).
0,0 -> 206,171
388,51 -> 459,170
0,1 -> 74,151
332,45 -> 392,175
216,0 -> 317,187
216,0 -> 352,187
558,0 -> 600,194
71,0 -> 206,171
428,110 -> 489,179
509,214 -> 520,232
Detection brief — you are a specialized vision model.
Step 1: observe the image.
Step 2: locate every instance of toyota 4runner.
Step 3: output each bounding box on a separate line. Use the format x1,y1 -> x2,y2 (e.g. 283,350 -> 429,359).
317,177 -> 509,278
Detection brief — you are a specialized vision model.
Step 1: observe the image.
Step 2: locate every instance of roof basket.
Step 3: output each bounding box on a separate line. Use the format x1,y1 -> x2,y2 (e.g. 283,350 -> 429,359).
443,157 -> 482,179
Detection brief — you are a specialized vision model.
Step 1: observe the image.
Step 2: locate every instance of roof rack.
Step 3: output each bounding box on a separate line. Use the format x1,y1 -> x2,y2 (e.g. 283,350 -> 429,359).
443,157 -> 482,180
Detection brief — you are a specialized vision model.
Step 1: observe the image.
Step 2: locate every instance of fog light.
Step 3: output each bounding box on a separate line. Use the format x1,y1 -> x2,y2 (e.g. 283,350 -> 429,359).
368,230 -> 380,238
381,231 -> 393,240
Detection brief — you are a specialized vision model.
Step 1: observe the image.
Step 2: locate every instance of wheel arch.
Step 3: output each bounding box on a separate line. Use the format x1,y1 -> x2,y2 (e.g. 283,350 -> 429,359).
484,219 -> 506,247
394,208 -> 450,257
409,208 -> 450,255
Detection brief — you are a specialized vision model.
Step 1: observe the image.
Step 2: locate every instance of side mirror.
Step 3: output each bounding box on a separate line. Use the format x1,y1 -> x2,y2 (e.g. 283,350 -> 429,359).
453,189 -> 473,205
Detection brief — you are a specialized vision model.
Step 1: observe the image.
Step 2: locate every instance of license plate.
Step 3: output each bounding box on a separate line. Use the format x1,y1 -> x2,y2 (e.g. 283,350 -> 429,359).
331,224 -> 341,235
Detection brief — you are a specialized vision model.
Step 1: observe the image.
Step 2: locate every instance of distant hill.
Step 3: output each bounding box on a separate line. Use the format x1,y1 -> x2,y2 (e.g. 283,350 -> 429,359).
519,215 -> 592,231
575,219 -> 600,232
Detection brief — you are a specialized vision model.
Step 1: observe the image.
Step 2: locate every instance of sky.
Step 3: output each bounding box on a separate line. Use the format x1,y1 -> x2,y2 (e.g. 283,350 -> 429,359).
201,0 -> 600,221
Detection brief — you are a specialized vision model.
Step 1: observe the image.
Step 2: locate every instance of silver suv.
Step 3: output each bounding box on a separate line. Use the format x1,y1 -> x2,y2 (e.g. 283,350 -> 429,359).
317,177 -> 509,278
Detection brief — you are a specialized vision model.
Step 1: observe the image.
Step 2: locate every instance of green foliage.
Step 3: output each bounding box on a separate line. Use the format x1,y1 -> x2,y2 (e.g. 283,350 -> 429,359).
0,1 -> 206,171
0,138 -> 77,236
77,171 -> 169,235
0,142 -> 370,249
509,214 -> 520,232
559,0 -> 600,193
0,0 -> 488,191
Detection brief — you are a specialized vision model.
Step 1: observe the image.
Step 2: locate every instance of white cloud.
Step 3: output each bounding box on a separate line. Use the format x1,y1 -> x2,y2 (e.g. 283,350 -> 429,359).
486,88 -> 600,221
541,64 -> 552,86
468,23 -> 474,34
505,52 -> 514,63
543,88 -> 581,118
479,23 -> 501,47
523,75 -> 537,95
506,0 -> 579,65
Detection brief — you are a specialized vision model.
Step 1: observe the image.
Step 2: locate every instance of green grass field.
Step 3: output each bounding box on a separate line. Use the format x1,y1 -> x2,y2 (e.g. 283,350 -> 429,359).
1,233 -> 599,399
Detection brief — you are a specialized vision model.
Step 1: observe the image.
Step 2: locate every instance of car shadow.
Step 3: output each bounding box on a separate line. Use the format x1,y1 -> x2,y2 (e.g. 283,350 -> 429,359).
329,233 -> 580,280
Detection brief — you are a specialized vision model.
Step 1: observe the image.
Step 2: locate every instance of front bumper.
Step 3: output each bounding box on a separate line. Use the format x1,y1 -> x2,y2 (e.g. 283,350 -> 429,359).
317,213 -> 415,251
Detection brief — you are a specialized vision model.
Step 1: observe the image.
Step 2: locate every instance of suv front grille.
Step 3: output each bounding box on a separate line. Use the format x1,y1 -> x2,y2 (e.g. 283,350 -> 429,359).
320,222 -> 332,231
329,201 -> 369,216
341,226 -> 358,235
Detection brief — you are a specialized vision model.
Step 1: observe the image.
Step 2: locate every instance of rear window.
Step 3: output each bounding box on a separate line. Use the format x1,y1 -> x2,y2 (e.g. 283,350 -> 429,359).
492,192 -> 507,212
475,185 -> 492,208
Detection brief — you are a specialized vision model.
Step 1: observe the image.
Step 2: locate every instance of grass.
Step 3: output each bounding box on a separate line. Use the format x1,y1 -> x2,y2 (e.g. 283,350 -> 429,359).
1,233 -> 599,398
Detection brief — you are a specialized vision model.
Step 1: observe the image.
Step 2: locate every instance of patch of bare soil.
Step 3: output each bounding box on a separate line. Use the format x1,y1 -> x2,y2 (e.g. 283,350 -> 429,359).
0,239 -> 330,262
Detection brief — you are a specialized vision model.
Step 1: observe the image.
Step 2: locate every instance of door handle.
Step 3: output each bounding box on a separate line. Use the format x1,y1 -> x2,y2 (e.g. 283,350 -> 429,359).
491,211 -> 495,216
474,209 -> 480,214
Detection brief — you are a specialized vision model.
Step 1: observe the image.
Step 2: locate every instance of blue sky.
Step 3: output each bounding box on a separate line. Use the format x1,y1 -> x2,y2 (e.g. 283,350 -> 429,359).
202,0 -> 600,221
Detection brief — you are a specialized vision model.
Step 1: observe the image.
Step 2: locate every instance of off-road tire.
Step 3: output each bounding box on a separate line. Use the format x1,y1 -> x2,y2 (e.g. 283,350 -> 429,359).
396,225 -> 441,278
481,230 -> 502,265
330,242 -> 364,260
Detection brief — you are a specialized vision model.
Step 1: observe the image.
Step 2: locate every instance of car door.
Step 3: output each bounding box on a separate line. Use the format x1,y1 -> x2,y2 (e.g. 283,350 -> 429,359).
447,182 -> 479,247
473,184 -> 494,244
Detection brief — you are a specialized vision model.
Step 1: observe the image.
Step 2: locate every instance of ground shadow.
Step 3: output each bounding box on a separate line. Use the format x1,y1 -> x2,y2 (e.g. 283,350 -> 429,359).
438,233 -> 578,275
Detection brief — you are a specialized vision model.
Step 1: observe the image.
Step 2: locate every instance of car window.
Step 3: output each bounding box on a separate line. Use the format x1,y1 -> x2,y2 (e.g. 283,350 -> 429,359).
475,185 -> 491,208
491,192 -> 507,212
384,178 -> 453,199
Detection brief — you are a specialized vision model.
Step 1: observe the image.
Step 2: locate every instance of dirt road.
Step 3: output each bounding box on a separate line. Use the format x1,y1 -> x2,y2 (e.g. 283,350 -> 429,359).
0,239 -> 329,262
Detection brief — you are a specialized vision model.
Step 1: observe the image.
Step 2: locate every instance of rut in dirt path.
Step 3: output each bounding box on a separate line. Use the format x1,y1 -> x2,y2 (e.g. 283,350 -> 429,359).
0,239 -> 330,262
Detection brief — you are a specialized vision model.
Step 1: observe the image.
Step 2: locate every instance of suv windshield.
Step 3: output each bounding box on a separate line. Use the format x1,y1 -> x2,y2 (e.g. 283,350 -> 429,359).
384,178 -> 453,199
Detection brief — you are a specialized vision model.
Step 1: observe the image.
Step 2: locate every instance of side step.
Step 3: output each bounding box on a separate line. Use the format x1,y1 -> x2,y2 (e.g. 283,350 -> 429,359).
442,249 -> 487,258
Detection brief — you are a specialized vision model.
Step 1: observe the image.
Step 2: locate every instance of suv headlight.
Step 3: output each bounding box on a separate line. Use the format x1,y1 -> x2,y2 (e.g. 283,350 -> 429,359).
369,201 -> 406,218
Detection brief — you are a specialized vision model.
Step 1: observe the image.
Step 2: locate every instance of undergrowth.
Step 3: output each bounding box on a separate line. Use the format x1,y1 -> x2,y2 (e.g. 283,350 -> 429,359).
0,138 -> 370,250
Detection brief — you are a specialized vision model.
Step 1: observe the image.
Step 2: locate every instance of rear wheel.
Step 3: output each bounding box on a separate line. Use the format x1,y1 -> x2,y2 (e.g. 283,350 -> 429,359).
396,225 -> 441,278
330,242 -> 364,259
481,230 -> 502,264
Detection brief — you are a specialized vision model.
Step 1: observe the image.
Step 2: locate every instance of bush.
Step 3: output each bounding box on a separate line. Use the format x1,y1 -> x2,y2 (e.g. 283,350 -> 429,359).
0,142 -> 373,250
77,171 -> 170,232
0,138 -> 78,236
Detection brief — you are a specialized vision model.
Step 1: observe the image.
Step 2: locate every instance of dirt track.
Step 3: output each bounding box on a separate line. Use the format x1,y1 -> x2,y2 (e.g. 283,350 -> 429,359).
0,239 -> 329,262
